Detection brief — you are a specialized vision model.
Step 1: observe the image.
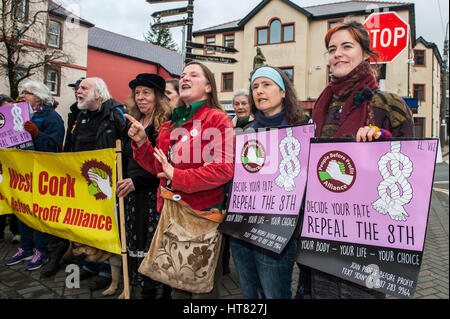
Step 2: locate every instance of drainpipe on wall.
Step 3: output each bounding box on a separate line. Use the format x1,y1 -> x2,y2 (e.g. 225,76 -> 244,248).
432,53 -> 435,137
408,39 -> 411,97
441,22 -> 449,145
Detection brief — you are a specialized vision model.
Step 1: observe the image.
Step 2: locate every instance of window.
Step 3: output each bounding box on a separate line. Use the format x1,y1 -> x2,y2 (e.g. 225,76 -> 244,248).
414,118 -> 425,137
279,67 -> 294,83
205,35 -> 215,54
45,68 -> 59,96
48,20 -> 62,48
257,19 -> 295,45
328,19 -> 344,29
222,73 -> 233,92
270,20 -> 281,44
224,34 -> 235,48
378,64 -> 387,80
257,28 -> 268,45
327,65 -> 332,84
374,64 -> 387,82
13,0 -> 27,21
283,24 -> 294,42
413,84 -> 425,101
414,50 -> 426,67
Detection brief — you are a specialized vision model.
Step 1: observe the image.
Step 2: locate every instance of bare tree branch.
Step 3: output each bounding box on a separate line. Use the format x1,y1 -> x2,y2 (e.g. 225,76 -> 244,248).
0,0 -> 73,99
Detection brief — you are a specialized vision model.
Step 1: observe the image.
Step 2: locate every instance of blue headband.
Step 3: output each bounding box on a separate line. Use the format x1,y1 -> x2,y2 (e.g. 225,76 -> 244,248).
251,67 -> 286,92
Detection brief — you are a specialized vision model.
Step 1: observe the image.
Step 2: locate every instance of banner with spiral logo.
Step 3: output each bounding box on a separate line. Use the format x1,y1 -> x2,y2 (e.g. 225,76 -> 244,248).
0,102 -> 34,150
295,138 -> 438,298
0,148 -> 120,254
218,124 -> 315,254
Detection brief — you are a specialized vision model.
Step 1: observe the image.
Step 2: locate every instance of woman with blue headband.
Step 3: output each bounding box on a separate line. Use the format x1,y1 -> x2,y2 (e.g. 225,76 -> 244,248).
229,65 -> 308,299
249,66 -> 306,129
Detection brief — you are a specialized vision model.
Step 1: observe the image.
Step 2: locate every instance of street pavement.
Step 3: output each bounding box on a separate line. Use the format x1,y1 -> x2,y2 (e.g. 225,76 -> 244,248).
0,146 -> 448,300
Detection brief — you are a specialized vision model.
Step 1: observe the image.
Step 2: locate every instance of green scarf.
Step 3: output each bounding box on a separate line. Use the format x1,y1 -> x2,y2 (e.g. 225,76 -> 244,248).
170,100 -> 206,127
237,116 -> 250,124
168,99 -> 224,212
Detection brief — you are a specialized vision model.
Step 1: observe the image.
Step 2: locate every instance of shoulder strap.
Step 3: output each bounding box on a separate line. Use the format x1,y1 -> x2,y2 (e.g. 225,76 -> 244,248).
160,188 -> 225,224
110,106 -> 125,122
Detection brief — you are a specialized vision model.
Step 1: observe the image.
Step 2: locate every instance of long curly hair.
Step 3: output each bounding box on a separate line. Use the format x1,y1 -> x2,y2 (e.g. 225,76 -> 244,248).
127,88 -> 171,131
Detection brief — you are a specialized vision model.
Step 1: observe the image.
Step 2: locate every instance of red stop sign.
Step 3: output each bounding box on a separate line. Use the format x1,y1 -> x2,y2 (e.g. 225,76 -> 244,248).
364,12 -> 409,63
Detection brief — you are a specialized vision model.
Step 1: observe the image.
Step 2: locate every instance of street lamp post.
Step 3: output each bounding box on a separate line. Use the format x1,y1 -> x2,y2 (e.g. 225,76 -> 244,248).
186,0 -> 194,54
147,0 -> 237,66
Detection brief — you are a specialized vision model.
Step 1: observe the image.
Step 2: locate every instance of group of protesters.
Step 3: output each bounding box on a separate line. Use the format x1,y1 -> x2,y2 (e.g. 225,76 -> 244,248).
1,21 -> 414,299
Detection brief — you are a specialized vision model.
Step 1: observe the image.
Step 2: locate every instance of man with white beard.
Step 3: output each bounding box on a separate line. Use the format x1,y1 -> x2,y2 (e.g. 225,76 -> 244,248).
70,77 -> 127,152
68,77 -> 127,291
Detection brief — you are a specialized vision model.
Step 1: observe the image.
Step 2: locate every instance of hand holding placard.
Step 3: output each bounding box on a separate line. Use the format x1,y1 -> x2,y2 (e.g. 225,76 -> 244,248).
116,178 -> 135,198
24,121 -> 39,139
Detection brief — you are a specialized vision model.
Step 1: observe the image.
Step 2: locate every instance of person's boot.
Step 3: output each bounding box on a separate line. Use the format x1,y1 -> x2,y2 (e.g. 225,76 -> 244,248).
41,240 -> 70,277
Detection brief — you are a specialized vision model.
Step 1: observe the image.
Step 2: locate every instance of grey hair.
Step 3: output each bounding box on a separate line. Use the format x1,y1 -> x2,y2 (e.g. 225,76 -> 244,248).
232,89 -> 250,104
92,77 -> 111,104
19,79 -> 54,106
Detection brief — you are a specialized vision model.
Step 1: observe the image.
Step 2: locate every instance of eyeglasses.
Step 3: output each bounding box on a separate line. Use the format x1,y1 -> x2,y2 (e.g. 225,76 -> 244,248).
20,90 -> 35,96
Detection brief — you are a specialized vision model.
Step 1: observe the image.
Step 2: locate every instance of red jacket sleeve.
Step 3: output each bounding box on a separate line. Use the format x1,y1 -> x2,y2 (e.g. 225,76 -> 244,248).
131,138 -> 159,176
170,112 -> 235,193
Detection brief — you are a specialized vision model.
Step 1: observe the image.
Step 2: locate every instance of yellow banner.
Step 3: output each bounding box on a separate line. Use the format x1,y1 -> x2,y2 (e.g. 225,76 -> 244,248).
0,148 -> 120,254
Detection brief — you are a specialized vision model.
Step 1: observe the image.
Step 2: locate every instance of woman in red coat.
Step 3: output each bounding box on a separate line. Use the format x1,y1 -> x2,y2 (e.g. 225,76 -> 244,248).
125,62 -> 234,298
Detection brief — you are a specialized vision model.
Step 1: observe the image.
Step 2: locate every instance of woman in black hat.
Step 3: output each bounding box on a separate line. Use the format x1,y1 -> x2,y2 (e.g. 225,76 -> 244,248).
117,73 -> 171,299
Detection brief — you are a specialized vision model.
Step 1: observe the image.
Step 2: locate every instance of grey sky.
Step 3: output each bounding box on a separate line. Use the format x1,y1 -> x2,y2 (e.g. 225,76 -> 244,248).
61,0 -> 449,55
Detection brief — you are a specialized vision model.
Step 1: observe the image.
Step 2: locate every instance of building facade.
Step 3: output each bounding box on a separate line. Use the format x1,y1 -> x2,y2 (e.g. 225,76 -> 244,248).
192,0 -> 443,138
410,37 -> 443,138
0,0 -> 93,129
87,27 -> 182,104
1,0 -> 183,131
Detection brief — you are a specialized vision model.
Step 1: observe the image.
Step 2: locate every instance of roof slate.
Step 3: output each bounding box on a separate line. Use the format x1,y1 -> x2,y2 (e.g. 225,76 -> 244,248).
416,36 -> 443,64
48,0 -> 94,27
196,20 -> 241,33
306,1 -> 411,17
88,27 -> 183,77
193,0 -> 413,35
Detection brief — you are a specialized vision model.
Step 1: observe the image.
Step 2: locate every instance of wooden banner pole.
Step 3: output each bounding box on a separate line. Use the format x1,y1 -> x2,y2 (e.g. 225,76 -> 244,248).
116,139 -> 130,299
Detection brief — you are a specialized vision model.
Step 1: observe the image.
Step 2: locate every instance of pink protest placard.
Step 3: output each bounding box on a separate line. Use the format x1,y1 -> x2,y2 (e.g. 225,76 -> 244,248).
296,138 -> 438,299
0,102 -> 33,150
219,124 -> 315,253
